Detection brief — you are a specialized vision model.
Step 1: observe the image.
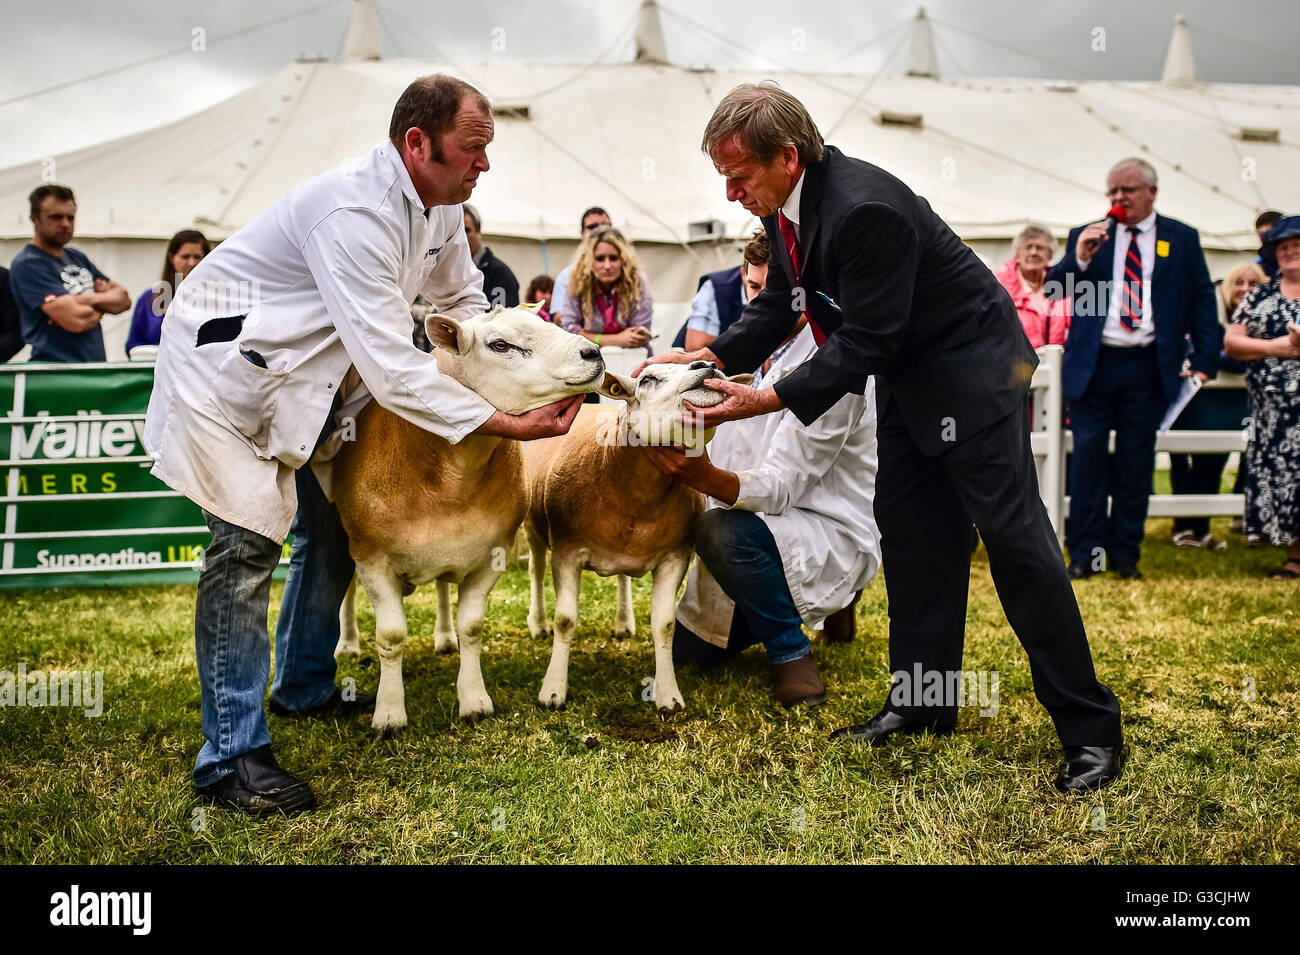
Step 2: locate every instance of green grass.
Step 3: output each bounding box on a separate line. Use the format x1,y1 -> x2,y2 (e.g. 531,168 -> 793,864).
1,509 -> 1297,864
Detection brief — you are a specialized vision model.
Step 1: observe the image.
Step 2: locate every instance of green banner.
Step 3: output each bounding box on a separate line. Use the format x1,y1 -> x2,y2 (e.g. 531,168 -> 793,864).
0,362 -> 288,590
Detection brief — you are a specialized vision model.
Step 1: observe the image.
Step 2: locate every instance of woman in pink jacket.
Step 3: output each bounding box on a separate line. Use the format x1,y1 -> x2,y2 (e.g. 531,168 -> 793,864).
996,224 -> 1070,348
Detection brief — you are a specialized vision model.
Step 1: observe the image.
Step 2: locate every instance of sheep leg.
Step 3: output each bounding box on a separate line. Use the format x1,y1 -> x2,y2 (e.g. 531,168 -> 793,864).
525,522 -> 550,639
539,554 -> 582,709
648,551 -> 688,713
612,574 -> 635,640
334,574 -> 361,657
433,580 -> 457,653
454,561 -> 499,722
357,562 -> 408,737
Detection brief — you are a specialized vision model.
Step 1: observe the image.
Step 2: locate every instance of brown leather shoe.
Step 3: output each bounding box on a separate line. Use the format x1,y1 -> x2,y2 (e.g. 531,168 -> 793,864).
820,591 -> 859,644
772,654 -> 826,708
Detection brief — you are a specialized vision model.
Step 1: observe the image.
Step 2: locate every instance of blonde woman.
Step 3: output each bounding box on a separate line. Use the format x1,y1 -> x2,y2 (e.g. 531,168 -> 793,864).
558,227 -> 653,353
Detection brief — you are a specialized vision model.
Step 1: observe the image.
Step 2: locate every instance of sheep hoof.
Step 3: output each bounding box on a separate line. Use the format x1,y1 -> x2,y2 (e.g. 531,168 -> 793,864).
656,696 -> 685,716
458,695 -> 495,723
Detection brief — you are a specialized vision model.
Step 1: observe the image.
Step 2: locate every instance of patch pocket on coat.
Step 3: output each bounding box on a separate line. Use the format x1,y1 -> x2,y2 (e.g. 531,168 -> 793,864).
206,347 -> 288,459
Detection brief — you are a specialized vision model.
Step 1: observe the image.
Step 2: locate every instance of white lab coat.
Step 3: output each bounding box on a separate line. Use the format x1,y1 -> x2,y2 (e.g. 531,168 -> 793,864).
144,141 -> 493,541
675,325 -> 881,647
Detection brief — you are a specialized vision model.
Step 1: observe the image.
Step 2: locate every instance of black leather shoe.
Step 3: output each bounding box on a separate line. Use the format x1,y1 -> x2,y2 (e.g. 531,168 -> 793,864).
195,745 -> 316,815
1067,563 -> 1096,580
829,709 -> 955,746
1115,565 -> 1143,580
1056,744 -> 1125,792
269,686 -> 375,717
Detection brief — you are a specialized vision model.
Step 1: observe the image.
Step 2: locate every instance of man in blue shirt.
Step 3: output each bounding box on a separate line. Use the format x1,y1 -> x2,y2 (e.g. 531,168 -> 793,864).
9,185 -> 129,362
673,230 -> 770,350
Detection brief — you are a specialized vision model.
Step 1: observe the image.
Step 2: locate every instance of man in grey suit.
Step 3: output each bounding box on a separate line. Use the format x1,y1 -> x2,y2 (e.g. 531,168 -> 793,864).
640,82 -> 1124,792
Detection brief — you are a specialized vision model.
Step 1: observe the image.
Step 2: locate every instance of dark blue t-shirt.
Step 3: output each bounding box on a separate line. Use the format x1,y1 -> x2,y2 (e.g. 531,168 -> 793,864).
9,243 -> 108,362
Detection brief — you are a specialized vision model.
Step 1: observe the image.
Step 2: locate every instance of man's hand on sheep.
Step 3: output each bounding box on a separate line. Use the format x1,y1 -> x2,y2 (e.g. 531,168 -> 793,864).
475,395 -> 585,440
682,379 -> 784,428
631,347 -> 721,378
644,444 -> 740,505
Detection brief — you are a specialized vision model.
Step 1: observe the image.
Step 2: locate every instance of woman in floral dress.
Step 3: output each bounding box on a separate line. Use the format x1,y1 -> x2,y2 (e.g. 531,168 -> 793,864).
1225,217 -> 1300,578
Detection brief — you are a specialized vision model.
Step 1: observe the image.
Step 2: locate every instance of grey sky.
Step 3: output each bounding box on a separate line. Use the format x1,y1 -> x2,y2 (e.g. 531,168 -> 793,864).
0,0 -> 1295,168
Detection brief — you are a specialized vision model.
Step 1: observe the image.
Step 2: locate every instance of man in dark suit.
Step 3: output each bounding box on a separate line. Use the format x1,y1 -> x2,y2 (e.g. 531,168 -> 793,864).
1048,158 -> 1220,580
638,82 -> 1123,792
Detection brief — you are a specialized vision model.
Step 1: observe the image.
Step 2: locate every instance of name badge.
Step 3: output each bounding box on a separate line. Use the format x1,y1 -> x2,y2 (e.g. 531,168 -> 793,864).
1156,239 -> 1171,258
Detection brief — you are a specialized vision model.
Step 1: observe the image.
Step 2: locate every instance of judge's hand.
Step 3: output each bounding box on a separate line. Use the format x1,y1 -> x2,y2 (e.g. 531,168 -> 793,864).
1289,322 -> 1300,356
1179,369 -> 1212,383
631,347 -> 720,379
475,395 -> 584,440
682,379 -> 783,429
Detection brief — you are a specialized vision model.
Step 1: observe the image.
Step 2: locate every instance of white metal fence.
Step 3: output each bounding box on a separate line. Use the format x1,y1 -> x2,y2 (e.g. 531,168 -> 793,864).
1029,345 -> 1248,545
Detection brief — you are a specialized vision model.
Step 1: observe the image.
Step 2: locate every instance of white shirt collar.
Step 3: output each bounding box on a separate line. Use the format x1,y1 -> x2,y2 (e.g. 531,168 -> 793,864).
1125,210 -> 1157,234
781,169 -> 807,227
379,140 -> 426,213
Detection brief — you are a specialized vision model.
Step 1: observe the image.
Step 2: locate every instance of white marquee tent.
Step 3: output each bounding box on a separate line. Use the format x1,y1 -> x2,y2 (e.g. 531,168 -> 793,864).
2,2 -> 1296,359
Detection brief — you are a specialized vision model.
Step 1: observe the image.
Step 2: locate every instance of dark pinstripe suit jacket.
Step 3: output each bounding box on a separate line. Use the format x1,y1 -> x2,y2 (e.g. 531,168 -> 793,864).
708,146 -> 1037,456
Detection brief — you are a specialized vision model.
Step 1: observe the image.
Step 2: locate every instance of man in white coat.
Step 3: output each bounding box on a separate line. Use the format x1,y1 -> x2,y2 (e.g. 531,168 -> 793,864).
649,320 -> 880,707
145,75 -> 583,815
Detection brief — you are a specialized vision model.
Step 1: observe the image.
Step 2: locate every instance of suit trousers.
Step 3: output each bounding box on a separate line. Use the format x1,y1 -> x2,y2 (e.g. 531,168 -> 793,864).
1066,345 -> 1167,569
874,396 -> 1123,746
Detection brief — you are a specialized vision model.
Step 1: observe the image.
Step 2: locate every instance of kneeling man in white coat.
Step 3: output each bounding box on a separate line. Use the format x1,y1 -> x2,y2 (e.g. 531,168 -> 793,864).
647,320 -> 881,707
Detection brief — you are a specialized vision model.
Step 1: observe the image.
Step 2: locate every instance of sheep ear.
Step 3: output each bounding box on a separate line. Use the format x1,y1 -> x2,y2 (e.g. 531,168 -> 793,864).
519,300 -> 544,313
425,314 -> 473,356
596,372 -> 637,401
727,373 -> 755,387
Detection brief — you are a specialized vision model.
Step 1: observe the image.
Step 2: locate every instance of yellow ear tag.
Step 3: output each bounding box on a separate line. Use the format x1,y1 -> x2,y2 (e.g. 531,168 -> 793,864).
1156,240 -> 1170,258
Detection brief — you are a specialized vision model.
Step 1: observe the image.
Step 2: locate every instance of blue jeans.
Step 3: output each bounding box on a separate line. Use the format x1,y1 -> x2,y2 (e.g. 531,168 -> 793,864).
193,511 -> 282,786
677,509 -> 810,665
193,465 -> 355,785
270,465 -> 356,712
